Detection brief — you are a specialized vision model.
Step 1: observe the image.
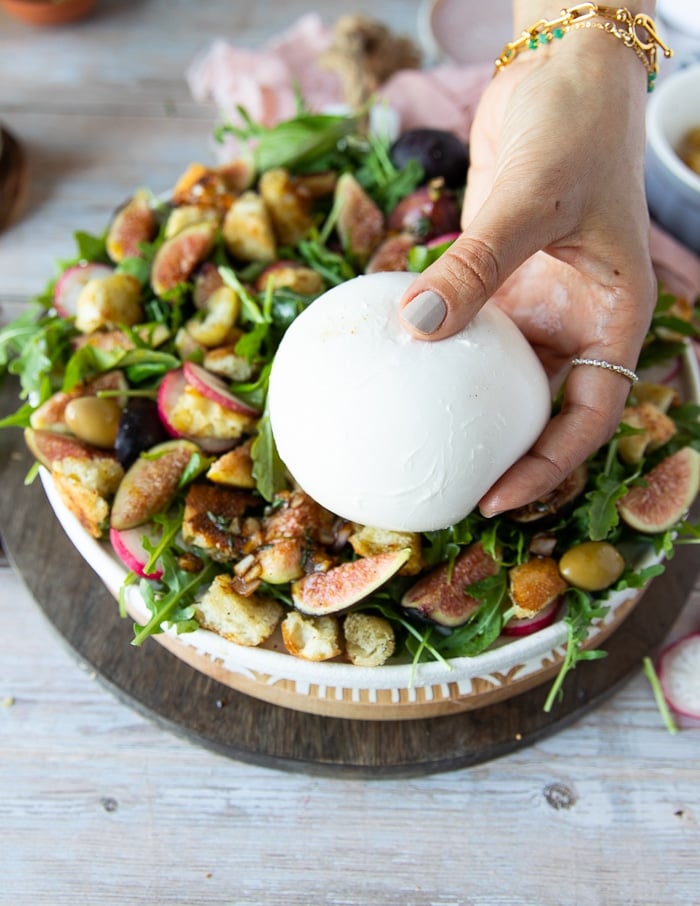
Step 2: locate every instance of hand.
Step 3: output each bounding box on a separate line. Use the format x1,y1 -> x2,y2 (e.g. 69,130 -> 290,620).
399,31 -> 656,516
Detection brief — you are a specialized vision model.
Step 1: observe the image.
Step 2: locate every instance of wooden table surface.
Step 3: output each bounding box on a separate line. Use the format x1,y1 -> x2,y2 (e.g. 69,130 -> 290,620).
1,2 -> 698,904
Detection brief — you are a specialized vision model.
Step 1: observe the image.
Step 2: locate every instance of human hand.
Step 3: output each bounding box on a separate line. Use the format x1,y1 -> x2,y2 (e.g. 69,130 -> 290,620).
399,29 -> 656,516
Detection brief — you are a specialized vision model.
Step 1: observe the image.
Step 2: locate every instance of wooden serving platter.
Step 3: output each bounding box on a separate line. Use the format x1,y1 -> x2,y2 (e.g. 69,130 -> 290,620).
1,380 -> 696,777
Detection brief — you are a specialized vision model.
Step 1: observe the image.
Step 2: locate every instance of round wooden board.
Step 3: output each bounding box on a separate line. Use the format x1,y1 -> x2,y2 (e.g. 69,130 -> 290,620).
1,389 -> 696,777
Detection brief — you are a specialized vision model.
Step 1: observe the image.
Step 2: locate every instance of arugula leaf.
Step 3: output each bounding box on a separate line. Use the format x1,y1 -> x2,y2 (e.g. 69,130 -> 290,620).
217,112 -> 359,174
429,571 -> 509,659
251,403 -> 288,502
543,588 -> 610,712
132,554 -> 217,645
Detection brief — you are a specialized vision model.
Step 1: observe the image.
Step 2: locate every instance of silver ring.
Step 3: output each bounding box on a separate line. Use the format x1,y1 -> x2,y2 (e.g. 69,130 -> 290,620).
570,357 -> 639,384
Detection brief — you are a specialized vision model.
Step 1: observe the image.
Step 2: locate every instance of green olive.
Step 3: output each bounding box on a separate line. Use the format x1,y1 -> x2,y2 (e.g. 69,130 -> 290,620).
558,541 -> 625,592
64,396 -> 122,448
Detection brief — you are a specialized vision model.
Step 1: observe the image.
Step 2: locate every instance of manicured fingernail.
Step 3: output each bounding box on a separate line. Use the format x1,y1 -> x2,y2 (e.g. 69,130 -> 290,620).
401,290 -> 447,335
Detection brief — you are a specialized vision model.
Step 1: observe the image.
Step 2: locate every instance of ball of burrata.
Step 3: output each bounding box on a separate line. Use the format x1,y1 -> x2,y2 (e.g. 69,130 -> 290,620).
268,271 -> 551,531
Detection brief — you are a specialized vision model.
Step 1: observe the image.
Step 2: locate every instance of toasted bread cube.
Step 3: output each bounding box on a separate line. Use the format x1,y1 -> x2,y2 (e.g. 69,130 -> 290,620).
196,573 -> 283,646
75,273 -> 142,334
281,611 -> 341,661
185,286 -> 240,347
630,381 -> 679,413
343,611 -> 396,667
182,482 -> 256,562
508,557 -> 567,619
348,525 -> 423,575
168,386 -> 255,441
618,402 -> 677,464
258,168 -> 313,245
207,439 -> 256,489
222,191 -> 276,262
164,204 -> 221,239
52,456 -> 124,538
202,345 -> 255,382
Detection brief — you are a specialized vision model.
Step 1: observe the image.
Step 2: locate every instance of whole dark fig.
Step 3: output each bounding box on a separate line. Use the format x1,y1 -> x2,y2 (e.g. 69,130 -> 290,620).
390,128 -> 469,188
115,397 -> 169,468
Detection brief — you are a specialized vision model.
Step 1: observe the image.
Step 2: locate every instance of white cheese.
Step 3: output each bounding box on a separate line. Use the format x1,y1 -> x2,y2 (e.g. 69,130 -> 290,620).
268,271 -> 551,532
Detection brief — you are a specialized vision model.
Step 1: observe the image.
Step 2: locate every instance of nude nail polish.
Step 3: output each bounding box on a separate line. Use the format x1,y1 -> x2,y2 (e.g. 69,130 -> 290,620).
401,290 -> 447,335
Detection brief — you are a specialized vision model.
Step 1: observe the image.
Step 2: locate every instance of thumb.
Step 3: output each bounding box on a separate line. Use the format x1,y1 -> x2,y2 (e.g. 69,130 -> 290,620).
398,193 -> 548,340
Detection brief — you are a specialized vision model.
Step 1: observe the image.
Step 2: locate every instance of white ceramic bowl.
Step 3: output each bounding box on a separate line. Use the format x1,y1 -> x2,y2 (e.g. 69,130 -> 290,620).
646,63 -> 700,253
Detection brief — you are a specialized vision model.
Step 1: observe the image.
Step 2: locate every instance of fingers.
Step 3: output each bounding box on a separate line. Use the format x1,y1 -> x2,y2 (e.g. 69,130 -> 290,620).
399,192 -> 553,341
478,364 -> 633,516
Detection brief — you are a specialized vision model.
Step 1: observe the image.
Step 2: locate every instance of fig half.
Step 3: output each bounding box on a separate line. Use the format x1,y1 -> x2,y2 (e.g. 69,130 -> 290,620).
291,548 -> 410,617
618,446 -> 700,533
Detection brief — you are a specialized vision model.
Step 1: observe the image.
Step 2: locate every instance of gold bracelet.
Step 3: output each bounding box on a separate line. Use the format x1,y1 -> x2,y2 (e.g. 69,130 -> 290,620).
494,3 -> 673,91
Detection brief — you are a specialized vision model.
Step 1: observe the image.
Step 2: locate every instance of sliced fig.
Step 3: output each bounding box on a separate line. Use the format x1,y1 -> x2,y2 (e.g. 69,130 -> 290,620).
110,438 -> 199,530
193,261 -> 225,308
387,178 -> 460,242
334,172 -> 385,267
509,464 -> 588,524
150,220 -> 218,297
106,189 -> 157,263
618,447 -> 700,533
401,542 -> 500,628
365,233 -> 416,274
291,548 -> 411,617
24,427 -> 112,469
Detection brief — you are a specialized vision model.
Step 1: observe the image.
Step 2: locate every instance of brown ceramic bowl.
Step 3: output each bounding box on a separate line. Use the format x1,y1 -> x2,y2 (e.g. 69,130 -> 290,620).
0,0 -> 95,26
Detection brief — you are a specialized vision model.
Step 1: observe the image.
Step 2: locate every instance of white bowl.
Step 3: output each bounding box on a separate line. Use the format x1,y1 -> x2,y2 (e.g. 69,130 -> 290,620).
646,63 -> 700,253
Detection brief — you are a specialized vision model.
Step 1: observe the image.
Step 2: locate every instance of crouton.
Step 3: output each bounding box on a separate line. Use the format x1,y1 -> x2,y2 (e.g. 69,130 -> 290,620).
167,386 -> 255,441
222,191 -> 277,262
185,286 -> 240,347
202,345 -> 256,382
258,168 -> 314,246
348,524 -> 423,575
196,573 -> 283,646
207,439 -> 256,489
52,456 -> 124,538
343,611 -> 396,666
618,401 -> 677,464
75,273 -> 142,334
164,204 -> 221,239
508,557 -> 567,618
182,482 -> 258,561
281,611 -> 342,661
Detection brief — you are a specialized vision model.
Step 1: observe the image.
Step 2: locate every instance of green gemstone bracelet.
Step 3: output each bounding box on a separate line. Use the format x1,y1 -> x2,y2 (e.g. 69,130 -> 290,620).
494,2 -> 673,92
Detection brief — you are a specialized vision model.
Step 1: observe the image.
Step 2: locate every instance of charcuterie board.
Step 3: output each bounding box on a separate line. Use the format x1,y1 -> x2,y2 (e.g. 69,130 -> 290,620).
1,380 -> 696,777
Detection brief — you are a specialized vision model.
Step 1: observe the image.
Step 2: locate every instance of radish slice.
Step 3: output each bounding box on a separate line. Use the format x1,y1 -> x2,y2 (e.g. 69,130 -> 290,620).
658,633 -> 700,718
502,597 -> 562,637
157,369 -> 188,439
183,360 -> 259,416
110,524 -> 163,579
156,368 -> 241,454
54,262 -> 113,317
